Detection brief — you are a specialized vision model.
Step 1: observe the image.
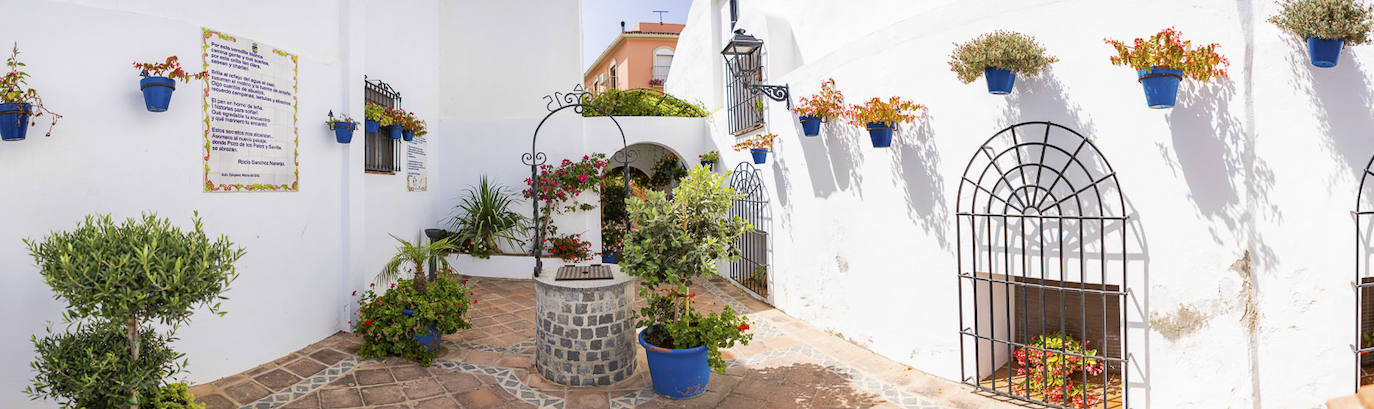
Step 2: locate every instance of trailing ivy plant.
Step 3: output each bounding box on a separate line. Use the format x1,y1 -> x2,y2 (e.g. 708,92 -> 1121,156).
1270,0 -> 1374,43
25,213 -> 243,409
351,276 -> 473,366
948,31 -> 1059,83
622,166 -> 753,372
1105,28 -> 1229,82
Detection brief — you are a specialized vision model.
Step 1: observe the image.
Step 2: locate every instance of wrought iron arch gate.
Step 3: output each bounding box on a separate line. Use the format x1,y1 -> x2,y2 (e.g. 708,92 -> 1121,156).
955,122 -> 1129,409
728,162 -> 770,299
1354,156 -> 1374,388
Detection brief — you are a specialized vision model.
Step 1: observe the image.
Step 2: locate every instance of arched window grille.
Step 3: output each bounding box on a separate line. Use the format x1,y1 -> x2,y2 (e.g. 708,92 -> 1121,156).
956,122 -> 1129,409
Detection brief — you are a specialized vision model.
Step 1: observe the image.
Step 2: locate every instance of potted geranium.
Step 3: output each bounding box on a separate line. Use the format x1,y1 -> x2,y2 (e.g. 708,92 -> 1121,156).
1106,28 -> 1228,109
364,103 -> 390,133
1270,0 -> 1374,67
847,96 -> 925,148
2,43 -> 59,141
326,113 -> 357,143
949,31 -> 1058,95
698,150 -> 720,169
733,133 -> 777,164
354,234 -> 472,363
792,78 -> 846,136
1010,332 -> 1106,408
622,166 -> 752,399
383,107 -> 406,140
548,233 -> 593,264
132,56 -> 206,112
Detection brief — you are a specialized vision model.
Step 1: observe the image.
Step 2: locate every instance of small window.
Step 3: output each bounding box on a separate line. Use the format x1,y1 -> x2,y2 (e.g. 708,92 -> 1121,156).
609,60 -> 619,90
652,48 -> 673,87
364,78 -> 401,174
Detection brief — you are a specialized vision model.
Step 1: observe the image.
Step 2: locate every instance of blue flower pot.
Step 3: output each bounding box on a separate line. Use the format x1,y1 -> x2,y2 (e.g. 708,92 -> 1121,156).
402,130 -> 415,141
139,76 -> 177,112
866,122 -> 894,148
601,251 -> 618,264
984,67 -> 1016,95
402,309 -> 443,352
333,122 -> 356,143
0,102 -> 31,141
387,125 -> 403,140
699,159 -> 714,169
365,120 -> 381,133
750,148 -> 768,164
640,328 -> 710,399
1308,37 -> 1344,68
799,115 -> 822,136
1137,67 -> 1183,109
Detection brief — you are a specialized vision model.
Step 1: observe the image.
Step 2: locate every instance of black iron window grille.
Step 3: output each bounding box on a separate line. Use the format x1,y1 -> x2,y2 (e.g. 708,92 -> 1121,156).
956,122 -> 1129,409
728,161 -> 770,299
724,41 -> 764,136
364,77 -> 402,173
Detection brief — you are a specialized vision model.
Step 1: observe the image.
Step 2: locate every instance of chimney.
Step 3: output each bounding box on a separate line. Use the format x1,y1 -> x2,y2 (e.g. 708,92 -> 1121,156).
620,21 -> 625,32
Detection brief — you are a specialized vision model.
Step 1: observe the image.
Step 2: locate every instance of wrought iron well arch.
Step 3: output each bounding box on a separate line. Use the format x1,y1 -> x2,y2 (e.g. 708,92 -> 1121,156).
728,161 -> 771,299
955,121 -> 1129,409
526,85 -> 631,277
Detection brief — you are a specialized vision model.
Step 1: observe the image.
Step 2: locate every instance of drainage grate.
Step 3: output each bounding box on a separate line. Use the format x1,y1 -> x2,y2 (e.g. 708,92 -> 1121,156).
554,265 -> 613,281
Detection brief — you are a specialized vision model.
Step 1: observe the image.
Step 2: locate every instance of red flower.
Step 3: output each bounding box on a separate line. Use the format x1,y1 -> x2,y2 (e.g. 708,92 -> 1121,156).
689,293 -> 696,298
351,291 -> 356,296
364,320 -> 373,327
738,323 -> 750,332
376,301 -> 383,305
370,283 -> 375,287
473,300 -> 479,304
390,283 -> 396,289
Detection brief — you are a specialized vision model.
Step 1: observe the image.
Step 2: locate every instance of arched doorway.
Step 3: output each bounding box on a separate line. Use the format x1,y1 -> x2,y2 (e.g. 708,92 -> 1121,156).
728,161 -> 770,300
955,121 -> 1129,408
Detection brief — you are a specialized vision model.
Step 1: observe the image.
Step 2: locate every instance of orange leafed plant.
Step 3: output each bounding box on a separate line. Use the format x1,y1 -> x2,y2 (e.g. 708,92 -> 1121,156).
733,133 -> 777,151
793,78 -> 847,119
846,96 -> 925,127
132,56 -> 207,83
1104,28 -> 1229,82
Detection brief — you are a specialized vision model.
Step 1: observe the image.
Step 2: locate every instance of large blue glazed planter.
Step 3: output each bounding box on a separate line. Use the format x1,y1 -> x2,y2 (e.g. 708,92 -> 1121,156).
387,125 -> 403,140
365,120 -> 381,133
984,67 -> 1016,95
1307,37 -> 1344,68
333,122 -> 356,144
1136,67 -> 1183,109
402,130 -> 415,141
139,76 -> 177,112
798,115 -> 822,136
639,328 -> 710,399
0,102 -> 31,141
866,122 -> 894,148
402,309 -> 442,352
750,148 -> 769,164
601,251 -> 618,264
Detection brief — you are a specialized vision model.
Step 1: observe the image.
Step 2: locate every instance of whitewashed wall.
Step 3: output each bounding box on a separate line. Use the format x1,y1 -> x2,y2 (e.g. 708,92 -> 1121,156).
667,1 -> 1365,408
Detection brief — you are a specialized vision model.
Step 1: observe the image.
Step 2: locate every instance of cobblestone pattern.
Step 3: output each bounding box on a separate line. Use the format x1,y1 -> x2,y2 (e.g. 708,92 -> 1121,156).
444,337 -> 536,354
239,357 -> 361,409
433,358 -> 564,408
534,279 -> 637,387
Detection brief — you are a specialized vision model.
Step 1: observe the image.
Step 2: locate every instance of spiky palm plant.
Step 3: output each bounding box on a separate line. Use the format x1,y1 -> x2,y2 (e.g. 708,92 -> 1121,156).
378,234 -> 457,294
449,176 -> 529,255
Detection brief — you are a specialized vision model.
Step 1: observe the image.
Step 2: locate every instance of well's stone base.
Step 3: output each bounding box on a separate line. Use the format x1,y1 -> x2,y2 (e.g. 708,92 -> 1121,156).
533,268 -> 637,386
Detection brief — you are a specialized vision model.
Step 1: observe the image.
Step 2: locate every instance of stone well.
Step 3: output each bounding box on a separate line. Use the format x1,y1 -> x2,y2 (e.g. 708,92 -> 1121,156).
533,264 -> 637,386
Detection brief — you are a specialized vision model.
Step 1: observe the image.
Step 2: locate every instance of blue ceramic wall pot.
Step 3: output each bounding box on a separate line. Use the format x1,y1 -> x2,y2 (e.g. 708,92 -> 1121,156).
333,122 -> 356,143
866,121 -> 895,148
387,125 -> 403,140
1136,67 -> 1183,109
366,119 -> 381,133
140,76 -> 177,112
0,102 -> 31,141
750,148 -> 769,164
984,67 -> 1016,95
798,115 -> 822,136
1307,37 -> 1344,68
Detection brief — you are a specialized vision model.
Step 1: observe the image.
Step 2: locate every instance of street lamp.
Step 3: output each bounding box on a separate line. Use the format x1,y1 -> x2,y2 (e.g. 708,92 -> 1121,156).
720,29 -> 790,109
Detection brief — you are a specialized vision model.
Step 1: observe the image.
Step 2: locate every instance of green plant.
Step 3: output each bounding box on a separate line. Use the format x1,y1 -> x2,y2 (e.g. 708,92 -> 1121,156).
548,233 -> 593,262
1105,28 -> 1229,82
600,169 -> 648,254
1011,332 -> 1105,408
732,133 -> 778,151
3,43 -> 60,136
448,175 -> 530,258
793,78 -> 847,119
365,103 -> 394,126
351,275 -> 473,366
326,113 -> 357,129
582,88 -> 708,117
25,213 -> 243,409
698,150 -> 720,162
1270,0 -> 1374,43
132,56 -> 208,83
949,31 -> 1059,83
648,153 -> 689,191
622,166 -> 753,372
140,383 -> 204,409
847,97 -> 925,127
378,234 -> 457,294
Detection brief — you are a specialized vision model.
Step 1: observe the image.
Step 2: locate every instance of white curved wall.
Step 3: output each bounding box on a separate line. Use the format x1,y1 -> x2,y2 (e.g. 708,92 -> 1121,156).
667,1 -> 1364,408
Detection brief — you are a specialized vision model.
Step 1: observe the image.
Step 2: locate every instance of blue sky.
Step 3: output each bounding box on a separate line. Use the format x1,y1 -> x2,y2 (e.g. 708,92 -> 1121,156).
582,0 -> 694,71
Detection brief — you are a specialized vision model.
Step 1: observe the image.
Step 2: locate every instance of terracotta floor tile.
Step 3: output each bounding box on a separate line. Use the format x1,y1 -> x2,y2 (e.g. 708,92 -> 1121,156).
280,391 -> 320,409
455,386 -> 504,409
255,368 -> 303,390
223,381 -> 272,405
360,384 -> 407,406
402,378 -> 447,400
437,372 -> 483,394
414,396 -> 463,409
564,390 -> 608,409
354,368 -> 396,386
194,393 -> 237,409
310,348 -> 349,366
317,387 -> 364,408
285,357 -> 328,377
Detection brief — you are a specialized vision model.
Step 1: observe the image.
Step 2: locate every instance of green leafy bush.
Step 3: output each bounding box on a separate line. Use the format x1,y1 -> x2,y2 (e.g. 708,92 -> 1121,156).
141,383 -> 204,409
448,175 -> 530,258
622,167 -> 753,372
25,213 -> 243,408
352,276 -> 473,366
1270,0 -> 1374,44
582,88 -> 707,117
949,31 -> 1058,83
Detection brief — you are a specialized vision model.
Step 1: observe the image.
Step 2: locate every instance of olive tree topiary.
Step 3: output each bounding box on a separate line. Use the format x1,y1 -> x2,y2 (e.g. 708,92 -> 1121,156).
24,213 -> 243,409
